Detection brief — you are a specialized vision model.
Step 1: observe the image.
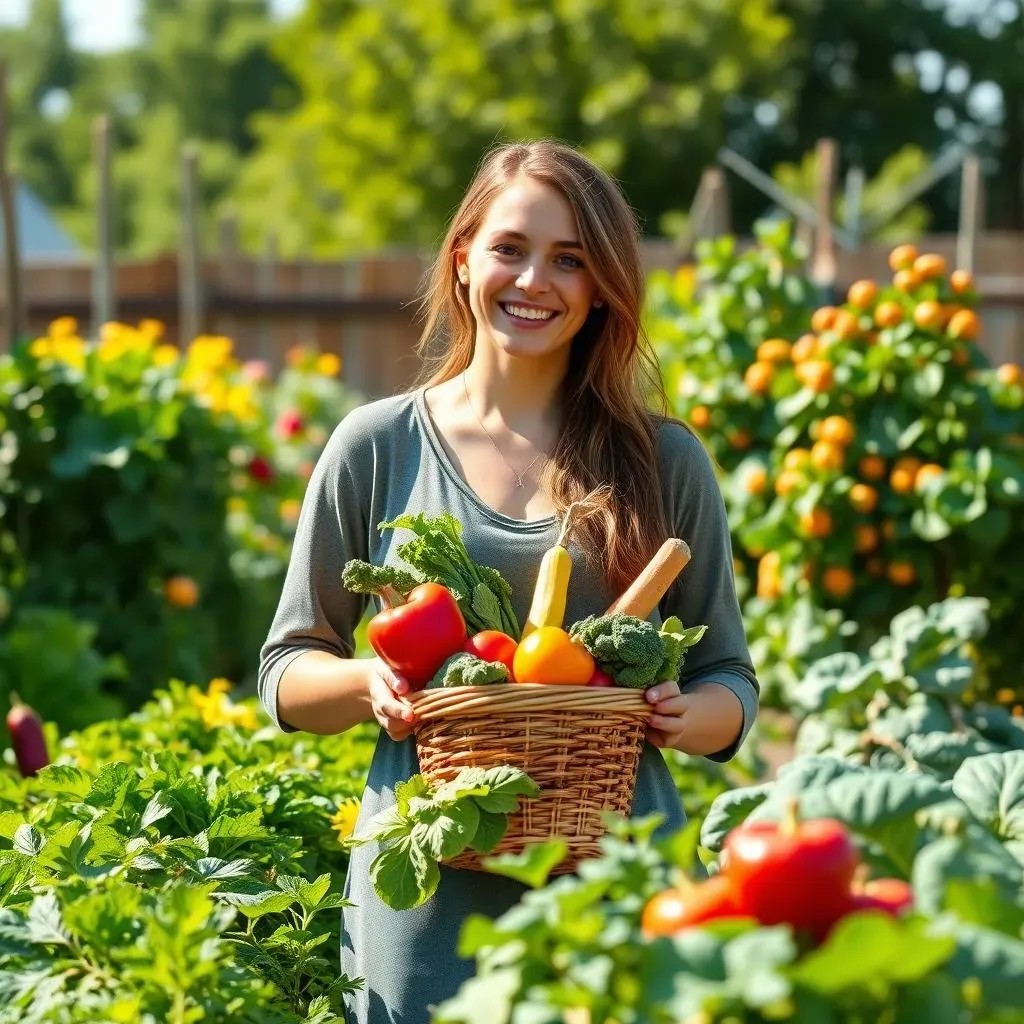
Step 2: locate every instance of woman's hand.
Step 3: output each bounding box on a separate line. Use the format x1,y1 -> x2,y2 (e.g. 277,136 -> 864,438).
645,680 -> 744,756
367,659 -> 419,741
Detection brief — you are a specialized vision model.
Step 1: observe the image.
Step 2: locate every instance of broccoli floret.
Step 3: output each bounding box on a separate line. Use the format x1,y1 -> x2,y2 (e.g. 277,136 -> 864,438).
342,559 -> 424,607
427,652 -> 509,689
569,614 -> 666,689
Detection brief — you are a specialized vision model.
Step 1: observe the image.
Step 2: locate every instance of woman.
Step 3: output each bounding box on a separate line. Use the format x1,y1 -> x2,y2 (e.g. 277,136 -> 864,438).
258,139 -> 759,1024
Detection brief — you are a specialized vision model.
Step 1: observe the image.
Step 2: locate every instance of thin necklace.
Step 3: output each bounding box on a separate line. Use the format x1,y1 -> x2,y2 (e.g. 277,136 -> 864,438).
462,372 -> 545,489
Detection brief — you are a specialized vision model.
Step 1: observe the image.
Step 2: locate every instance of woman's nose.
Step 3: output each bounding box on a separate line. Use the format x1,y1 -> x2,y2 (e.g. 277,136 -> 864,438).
515,263 -> 551,294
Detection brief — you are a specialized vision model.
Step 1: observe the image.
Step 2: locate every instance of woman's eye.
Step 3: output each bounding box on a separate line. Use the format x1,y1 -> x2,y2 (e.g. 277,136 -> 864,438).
557,254 -> 585,269
491,244 -> 519,257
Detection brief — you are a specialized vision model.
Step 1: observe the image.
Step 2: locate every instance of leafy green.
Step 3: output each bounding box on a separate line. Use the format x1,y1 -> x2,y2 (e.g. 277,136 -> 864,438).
353,766 -> 539,911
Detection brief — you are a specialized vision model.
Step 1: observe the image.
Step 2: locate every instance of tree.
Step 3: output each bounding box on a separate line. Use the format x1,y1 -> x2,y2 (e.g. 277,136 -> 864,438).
230,0 -> 797,255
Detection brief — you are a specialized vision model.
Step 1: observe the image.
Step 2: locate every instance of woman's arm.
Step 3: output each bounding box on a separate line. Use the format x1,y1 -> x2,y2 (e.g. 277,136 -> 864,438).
651,424 -> 760,761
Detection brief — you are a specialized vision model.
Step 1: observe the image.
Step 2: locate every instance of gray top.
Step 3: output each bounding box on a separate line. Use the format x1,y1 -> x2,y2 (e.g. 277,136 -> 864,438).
258,388 -> 759,1024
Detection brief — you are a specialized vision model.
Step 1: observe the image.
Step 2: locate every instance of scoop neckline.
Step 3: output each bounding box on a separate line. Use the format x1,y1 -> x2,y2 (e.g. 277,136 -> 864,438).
413,387 -> 559,532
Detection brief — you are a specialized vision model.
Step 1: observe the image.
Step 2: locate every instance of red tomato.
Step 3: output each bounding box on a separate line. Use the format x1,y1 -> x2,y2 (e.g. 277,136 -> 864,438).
464,630 -> 518,680
641,875 -> 743,938
587,667 -> 615,687
721,807 -> 859,933
857,878 -> 914,916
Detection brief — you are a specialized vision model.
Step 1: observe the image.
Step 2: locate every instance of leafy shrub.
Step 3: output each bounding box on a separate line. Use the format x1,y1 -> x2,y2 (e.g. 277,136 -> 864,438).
0,679 -> 374,1022
0,318 -> 362,730
651,231 -> 1024,701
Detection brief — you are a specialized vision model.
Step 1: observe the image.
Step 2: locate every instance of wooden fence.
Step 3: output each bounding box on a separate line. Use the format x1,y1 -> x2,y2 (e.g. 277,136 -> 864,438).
1,235 -> 1021,400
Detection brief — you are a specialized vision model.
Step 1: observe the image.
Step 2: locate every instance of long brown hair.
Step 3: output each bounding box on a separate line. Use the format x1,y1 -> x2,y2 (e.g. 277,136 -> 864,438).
413,139 -> 675,595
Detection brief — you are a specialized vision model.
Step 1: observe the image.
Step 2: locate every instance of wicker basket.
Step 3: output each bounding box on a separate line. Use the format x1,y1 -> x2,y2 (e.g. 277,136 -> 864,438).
407,683 -> 651,874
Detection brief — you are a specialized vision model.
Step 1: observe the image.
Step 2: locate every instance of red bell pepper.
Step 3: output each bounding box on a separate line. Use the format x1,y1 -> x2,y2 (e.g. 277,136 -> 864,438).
721,800 -> 860,933
366,582 -> 467,689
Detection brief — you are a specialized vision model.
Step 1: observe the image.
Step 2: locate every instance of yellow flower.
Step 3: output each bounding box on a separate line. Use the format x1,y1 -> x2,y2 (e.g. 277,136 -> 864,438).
279,498 -> 301,525
152,344 -> 180,367
139,318 -> 166,340
187,335 -> 234,373
52,337 -> 87,371
227,496 -> 247,514
226,384 -> 259,422
48,316 -> 78,338
315,352 -> 341,377
188,678 -> 259,730
330,799 -> 361,843
29,338 -> 53,359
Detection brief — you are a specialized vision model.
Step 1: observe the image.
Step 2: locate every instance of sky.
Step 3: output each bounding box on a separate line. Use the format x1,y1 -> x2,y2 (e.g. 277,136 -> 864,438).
0,0 -> 305,51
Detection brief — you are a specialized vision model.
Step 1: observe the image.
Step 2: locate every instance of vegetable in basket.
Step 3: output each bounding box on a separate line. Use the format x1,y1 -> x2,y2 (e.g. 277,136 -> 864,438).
378,512 -> 520,638
428,652 -> 509,689
512,626 -> 595,686
464,630 -> 518,679
342,560 -> 467,689
569,613 -> 707,689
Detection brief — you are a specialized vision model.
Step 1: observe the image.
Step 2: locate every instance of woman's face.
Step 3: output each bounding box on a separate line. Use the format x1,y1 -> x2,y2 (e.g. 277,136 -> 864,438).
456,175 -> 601,362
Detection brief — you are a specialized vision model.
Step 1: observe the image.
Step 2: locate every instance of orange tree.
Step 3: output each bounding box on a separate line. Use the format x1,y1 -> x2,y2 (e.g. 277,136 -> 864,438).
650,234 -> 1024,704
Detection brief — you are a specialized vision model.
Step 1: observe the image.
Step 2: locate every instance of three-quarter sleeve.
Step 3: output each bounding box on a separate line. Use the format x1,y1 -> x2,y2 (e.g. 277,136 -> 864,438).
657,422 -> 760,762
257,411 -> 373,732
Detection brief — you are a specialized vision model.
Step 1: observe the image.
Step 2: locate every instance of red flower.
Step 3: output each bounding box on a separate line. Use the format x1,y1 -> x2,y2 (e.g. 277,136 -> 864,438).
276,409 -> 304,439
249,456 -> 274,482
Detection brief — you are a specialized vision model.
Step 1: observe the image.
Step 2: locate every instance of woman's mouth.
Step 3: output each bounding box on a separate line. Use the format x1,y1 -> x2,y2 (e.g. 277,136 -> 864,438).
498,302 -> 560,329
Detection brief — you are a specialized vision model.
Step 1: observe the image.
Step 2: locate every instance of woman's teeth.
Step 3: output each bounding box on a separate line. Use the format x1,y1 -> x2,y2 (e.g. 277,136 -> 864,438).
501,303 -> 556,322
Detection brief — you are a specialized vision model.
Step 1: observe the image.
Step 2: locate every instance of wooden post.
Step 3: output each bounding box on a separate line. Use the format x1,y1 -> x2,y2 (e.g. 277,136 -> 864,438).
257,232 -> 277,364
810,138 -> 838,289
0,61 -> 25,347
217,207 -> 240,345
179,143 -> 204,343
957,153 -> 984,273
843,166 -> 865,245
704,167 -> 731,237
91,115 -> 115,334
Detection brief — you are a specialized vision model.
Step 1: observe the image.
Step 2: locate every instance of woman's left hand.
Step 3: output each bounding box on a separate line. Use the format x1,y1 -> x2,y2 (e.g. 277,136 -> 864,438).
645,680 -> 744,756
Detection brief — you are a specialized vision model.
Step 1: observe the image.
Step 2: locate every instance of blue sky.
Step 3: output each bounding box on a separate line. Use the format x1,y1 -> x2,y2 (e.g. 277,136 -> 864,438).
0,0 -> 305,51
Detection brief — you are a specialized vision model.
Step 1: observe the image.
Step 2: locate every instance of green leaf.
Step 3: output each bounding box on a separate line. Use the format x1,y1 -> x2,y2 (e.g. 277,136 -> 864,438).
141,793 -> 174,830
475,766 -> 539,814
482,839 -> 568,888
12,826 -> 43,857
33,765 -> 92,799
25,894 -> 71,946
412,802 -> 480,861
395,775 -> 432,815
789,912 -> 954,994
945,923 -> 1024,1009
469,810 -> 509,854
371,837 -> 436,911
87,762 -> 135,811
700,783 -> 772,851
912,831 -> 1023,915
217,886 -> 297,920
894,974 -> 964,1024
951,750 -> 1024,841
470,584 -> 502,632
432,966 -> 520,1024
723,927 -> 796,1007
189,857 -> 255,881
207,810 -> 270,846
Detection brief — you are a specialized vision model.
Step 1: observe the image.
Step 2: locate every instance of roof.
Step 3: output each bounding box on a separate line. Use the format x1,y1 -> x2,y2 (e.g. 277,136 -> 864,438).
0,180 -> 81,259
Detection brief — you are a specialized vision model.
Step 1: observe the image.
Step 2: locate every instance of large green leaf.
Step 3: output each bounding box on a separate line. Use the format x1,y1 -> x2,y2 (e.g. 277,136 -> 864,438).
700,783 -> 772,851
943,923 -> 1024,1009
411,801 -> 480,861
952,751 -> 1024,842
912,831 -> 1023,915
483,840 -> 568,889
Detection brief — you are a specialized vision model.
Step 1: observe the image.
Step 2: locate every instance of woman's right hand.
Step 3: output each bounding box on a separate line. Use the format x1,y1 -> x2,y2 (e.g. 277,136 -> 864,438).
367,658 -> 419,741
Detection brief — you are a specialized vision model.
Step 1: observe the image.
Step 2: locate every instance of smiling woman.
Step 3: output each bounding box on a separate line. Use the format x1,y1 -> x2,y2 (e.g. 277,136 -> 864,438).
259,138 -> 759,1024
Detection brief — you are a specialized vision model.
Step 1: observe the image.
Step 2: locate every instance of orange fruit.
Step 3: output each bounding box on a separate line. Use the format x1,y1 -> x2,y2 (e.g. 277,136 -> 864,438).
746,466 -> 768,495
893,268 -> 921,293
913,253 -> 948,279
690,406 -> 711,429
775,469 -> 805,496
729,429 -> 752,450
874,301 -> 903,328
164,575 -> 200,608
996,363 -> 1022,386
822,566 -> 855,599
858,454 -> 887,480
757,339 -> 791,363
810,440 -> 845,472
800,507 -> 833,538
831,309 -> 862,341
757,552 -> 782,600
796,361 -> 834,393
890,457 -> 922,494
854,524 -> 879,553
887,561 -> 916,586
784,448 -> 811,472
889,244 -> 918,271
790,333 -> 820,363
913,300 -> 945,331
811,307 -> 839,334
947,309 -> 979,341
849,484 -> 879,514
950,269 -> 973,294
819,416 -> 855,447
847,280 -> 879,309
914,463 -> 945,493
744,361 -> 774,394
